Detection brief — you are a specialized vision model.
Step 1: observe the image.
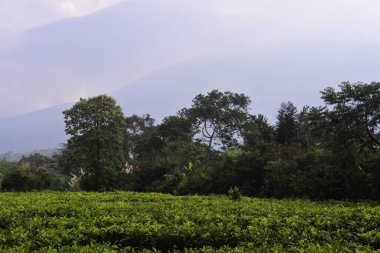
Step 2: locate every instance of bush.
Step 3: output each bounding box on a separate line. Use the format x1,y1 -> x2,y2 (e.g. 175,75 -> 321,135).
1,169 -> 34,191
228,186 -> 241,200
1,168 -> 67,192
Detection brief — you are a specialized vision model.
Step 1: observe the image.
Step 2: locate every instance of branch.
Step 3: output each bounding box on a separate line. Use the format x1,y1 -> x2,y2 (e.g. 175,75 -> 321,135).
365,114 -> 380,146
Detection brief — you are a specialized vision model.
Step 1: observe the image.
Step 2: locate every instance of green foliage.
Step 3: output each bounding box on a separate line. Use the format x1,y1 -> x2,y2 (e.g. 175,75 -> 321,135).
228,186 -> 241,200
0,192 -> 379,252
124,114 -> 157,163
52,86 -> 380,200
63,95 -> 126,191
180,90 -> 251,150
205,149 -> 266,196
1,167 -> 67,192
242,114 -> 275,147
9,153 -> 68,191
158,116 -> 194,143
18,153 -> 59,172
276,101 -> 299,145
0,160 -> 18,171
321,81 -> 380,148
1,169 -> 34,191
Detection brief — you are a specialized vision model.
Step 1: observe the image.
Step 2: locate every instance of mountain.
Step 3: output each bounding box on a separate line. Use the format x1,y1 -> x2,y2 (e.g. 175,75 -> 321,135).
1,0 -> 380,153
0,104 -> 70,153
0,0 -> 223,116
2,47 -> 378,153
3,0 -> 380,117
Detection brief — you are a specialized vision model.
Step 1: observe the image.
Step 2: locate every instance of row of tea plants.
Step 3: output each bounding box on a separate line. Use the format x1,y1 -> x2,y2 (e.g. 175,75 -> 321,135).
0,192 -> 380,252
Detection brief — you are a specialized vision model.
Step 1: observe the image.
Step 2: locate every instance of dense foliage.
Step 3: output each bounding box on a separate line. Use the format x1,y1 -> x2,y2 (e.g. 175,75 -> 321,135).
1,82 -> 379,201
112,82 -> 380,200
0,192 -> 379,252
0,154 -> 66,192
62,95 -> 126,191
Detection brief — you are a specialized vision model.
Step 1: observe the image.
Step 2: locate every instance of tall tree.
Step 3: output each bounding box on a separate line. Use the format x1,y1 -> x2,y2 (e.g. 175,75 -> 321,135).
124,114 -> 157,162
242,114 -> 275,148
321,81 -> 380,148
179,90 -> 251,150
157,116 -> 194,143
63,95 -> 126,191
276,101 -> 299,145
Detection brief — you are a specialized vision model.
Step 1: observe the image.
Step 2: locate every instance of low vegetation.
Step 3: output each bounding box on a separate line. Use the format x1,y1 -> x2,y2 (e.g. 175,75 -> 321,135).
0,192 -> 379,252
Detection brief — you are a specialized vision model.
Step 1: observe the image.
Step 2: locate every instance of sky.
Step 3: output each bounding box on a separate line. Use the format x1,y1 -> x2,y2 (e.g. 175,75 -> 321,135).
0,0 -> 125,32
1,0 -> 380,118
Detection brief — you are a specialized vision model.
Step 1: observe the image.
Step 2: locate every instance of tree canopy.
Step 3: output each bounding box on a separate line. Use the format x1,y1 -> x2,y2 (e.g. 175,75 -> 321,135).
321,81 -> 380,148
63,95 -> 126,191
179,90 -> 251,150
3,83 -> 379,200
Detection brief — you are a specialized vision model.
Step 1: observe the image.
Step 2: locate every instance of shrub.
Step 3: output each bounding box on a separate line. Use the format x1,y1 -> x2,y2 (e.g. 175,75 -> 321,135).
1,169 -> 34,191
228,186 -> 241,200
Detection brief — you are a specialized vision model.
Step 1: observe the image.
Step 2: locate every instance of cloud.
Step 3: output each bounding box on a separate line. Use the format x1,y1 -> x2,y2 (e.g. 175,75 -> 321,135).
0,0 -> 125,32
59,1 -> 76,14
1,0 -> 380,117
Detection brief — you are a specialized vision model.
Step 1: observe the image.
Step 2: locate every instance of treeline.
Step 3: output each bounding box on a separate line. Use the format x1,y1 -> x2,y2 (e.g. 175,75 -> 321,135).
1,82 -> 379,200
0,154 -> 66,191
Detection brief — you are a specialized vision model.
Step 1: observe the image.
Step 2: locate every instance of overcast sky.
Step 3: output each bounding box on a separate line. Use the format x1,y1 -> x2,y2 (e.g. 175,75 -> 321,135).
1,0 -> 380,118
0,0 -> 125,32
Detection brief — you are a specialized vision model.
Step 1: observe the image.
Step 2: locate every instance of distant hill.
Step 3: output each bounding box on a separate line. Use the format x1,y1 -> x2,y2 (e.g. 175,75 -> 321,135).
1,0 -> 380,153
0,104 -> 70,153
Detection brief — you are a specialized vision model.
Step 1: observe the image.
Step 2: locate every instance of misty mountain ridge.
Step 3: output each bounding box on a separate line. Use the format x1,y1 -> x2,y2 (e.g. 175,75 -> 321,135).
1,0 -> 380,153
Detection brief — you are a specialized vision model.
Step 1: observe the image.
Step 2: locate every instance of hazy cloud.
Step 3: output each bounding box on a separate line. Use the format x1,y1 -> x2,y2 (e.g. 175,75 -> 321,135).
1,0 -> 380,117
0,0 -> 125,32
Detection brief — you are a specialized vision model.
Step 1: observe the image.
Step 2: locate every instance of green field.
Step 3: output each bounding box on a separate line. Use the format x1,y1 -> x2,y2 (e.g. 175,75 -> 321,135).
0,192 -> 380,252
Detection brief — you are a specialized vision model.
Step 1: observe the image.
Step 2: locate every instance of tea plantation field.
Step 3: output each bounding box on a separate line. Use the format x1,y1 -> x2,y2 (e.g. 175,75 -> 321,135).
1,192 -> 380,252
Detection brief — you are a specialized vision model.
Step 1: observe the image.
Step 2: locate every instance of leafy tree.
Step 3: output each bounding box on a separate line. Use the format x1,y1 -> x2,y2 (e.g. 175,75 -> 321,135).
157,116 -> 194,143
0,161 -> 18,172
124,114 -> 155,162
18,153 -> 58,172
243,114 -> 275,149
276,101 -> 299,145
297,82 -> 380,199
124,114 -> 162,167
321,81 -> 380,148
123,115 -> 205,193
1,169 -> 34,192
208,149 -> 267,196
295,106 -> 315,151
63,95 -> 126,191
179,90 -> 251,150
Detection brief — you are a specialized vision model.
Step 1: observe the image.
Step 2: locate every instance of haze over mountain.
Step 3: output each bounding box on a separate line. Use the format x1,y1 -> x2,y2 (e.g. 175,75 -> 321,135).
1,0 -> 380,153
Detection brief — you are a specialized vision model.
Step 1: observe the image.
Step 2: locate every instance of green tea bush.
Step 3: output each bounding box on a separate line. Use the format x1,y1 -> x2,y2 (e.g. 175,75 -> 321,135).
0,192 -> 379,252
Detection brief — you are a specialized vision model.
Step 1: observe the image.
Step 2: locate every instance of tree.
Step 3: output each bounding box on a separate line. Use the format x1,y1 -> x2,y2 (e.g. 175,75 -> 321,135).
242,114 -> 275,148
124,114 -> 157,163
157,116 -> 194,143
179,90 -> 251,150
1,169 -> 34,192
122,114 -> 200,192
321,81 -> 380,148
301,82 -> 380,199
63,95 -> 126,191
276,101 -> 299,145
18,153 -> 58,172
